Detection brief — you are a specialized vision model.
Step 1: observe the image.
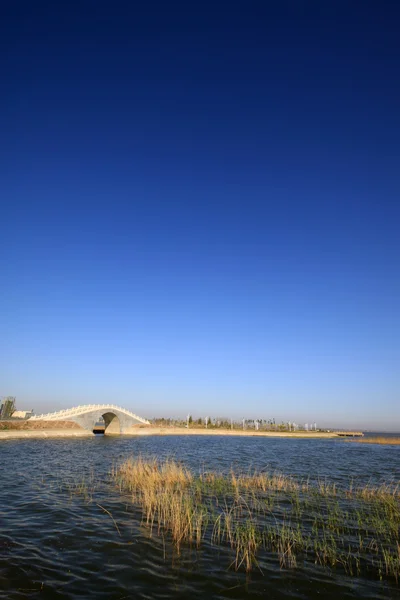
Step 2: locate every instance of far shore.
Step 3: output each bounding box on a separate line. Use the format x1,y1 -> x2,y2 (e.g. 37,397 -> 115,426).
125,426 -> 342,438
0,423 -> 359,440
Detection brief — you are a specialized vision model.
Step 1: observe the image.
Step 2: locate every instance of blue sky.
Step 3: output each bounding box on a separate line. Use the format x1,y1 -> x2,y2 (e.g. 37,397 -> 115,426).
1,2 -> 399,429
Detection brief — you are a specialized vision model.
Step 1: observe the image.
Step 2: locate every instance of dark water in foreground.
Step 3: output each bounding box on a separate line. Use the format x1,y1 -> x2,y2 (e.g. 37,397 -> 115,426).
1,435 -> 399,600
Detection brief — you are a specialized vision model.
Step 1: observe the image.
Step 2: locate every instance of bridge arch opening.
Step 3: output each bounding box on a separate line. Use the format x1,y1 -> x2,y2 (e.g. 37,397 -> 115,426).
93,416 -> 105,434
101,412 -> 121,435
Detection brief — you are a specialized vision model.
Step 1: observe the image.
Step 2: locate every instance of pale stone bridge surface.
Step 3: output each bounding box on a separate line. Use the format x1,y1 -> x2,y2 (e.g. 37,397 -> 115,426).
29,404 -> 150,434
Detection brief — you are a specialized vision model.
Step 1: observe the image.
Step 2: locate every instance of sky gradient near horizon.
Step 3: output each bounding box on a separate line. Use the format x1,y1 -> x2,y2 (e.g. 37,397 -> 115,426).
1,2 -> 399,430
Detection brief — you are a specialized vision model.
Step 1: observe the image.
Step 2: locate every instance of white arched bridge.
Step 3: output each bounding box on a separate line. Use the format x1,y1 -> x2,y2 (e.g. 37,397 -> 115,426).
29,404 -> 150,435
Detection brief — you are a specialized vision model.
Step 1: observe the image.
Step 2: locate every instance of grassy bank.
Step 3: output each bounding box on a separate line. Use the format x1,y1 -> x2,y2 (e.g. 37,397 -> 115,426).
112,456 -> 400,581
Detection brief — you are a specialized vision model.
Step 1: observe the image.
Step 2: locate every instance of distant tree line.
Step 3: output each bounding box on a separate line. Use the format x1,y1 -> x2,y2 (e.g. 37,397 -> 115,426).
150,416 -> 319,431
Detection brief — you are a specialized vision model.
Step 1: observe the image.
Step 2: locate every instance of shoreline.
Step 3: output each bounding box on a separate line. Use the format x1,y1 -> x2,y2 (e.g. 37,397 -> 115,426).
0,426 -> 345,440
0,429 -> 93,439
125,426 -> 341,438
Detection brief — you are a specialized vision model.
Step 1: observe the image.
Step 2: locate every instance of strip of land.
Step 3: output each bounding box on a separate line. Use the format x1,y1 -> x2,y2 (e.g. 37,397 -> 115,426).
125,425 -> 342,438
0,429 -> 92,439
0,420 -> 92,439
0,421 -> 362,439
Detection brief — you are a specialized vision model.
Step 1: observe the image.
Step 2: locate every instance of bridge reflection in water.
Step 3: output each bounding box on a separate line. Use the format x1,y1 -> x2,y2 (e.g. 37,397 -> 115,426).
29,404 -> 150,435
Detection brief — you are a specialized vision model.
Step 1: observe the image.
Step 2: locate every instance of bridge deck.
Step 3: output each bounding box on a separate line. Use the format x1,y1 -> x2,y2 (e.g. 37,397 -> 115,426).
29,404 -> 150,425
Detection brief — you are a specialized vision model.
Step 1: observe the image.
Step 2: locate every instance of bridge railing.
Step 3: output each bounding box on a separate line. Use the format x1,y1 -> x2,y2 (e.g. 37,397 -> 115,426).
29,404 -> 150,424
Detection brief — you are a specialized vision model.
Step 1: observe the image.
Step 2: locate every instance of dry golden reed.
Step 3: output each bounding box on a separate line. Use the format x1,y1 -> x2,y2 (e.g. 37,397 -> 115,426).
112,455 -> 400,580
348,437 -> 400,445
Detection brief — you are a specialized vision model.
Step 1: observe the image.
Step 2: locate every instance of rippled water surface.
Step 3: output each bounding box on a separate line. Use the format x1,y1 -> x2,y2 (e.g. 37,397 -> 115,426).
1,435 -> 399,599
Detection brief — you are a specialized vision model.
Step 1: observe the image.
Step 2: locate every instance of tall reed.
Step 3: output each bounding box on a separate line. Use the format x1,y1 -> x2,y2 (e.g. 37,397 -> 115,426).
112,455 -> 400,581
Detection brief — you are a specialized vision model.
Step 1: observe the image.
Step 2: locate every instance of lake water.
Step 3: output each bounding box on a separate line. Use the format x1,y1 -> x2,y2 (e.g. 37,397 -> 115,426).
1,435 -> 399,599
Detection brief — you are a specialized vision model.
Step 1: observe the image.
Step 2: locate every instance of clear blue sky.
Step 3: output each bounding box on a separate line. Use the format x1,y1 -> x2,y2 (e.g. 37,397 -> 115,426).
1,2 -> 399,430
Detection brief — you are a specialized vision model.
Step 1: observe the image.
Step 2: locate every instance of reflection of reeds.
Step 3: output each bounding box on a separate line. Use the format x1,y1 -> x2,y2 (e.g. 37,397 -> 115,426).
112,456 -> 400,580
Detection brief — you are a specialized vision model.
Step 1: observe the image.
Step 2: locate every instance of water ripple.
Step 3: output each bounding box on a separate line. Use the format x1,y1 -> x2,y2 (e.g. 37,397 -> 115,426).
0,436 -> 399,599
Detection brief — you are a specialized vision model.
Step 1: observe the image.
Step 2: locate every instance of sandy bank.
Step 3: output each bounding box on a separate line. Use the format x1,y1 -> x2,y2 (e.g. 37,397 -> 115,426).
0,423 -> 360,440
0,420 -> 91,439
0,428 -> 92,439
125,426 -> 340,438
0,420 -> 83,431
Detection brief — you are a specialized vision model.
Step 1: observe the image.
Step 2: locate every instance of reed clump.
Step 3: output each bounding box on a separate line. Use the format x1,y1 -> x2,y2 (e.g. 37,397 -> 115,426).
65,470 -> 97,503
114,456 -> 204,551
113,456 -> 400,581
348,437 -> 400,445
